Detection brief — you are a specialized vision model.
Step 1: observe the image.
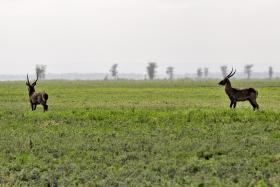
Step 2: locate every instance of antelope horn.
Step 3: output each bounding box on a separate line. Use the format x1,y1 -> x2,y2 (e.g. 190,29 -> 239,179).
33,73 -> 39,85
26,74 -> 30,85
228,69 -> 236,78
226,68 -> 234,78
231,69 -> 237,77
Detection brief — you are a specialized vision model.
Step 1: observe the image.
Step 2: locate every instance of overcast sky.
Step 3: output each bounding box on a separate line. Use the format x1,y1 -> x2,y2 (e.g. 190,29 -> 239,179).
1,0 -> 280,75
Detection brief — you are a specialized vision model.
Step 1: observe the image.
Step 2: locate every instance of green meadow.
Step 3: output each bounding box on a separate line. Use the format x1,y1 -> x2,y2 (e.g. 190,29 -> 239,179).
0,79 -> 280,186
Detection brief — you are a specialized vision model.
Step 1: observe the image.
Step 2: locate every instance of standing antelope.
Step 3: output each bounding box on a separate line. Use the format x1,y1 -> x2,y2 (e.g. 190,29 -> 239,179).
219,69 -> 259,110
26,74 -> 49,112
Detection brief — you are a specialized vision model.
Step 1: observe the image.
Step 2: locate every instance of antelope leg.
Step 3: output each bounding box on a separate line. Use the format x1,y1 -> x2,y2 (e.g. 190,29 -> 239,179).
233,102 -> 237,108
230,101 -> 234,108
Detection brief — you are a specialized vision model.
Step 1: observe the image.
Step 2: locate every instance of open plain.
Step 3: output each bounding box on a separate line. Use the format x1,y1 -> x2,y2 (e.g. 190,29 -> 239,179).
0,80 -> 280,186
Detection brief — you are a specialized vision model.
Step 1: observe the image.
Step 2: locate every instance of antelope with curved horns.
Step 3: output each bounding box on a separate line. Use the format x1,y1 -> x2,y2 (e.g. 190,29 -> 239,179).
218,69 -> 259,110
26,73 -> 49,112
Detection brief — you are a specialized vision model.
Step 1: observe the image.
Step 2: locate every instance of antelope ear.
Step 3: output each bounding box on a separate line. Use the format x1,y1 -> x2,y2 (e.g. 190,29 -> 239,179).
26,82 -> 29,86
32,82 -> 37,86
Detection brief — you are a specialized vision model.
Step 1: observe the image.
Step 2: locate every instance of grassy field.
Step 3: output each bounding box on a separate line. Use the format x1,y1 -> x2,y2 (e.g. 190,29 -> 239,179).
1,79 -> 280,186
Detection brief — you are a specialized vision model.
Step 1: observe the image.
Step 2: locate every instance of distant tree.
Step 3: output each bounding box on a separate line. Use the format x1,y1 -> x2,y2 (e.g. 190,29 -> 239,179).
269,66 -> 273,79
104,74 -> 109,81
221,66 -> 228,77
35,64 -> 47,79
110,64 -> 118,79
147,62 -> 157,80
204,68 -> 209,78
166,66 -> 174,80
197,68 -> 203,79
244,64 -> 253,79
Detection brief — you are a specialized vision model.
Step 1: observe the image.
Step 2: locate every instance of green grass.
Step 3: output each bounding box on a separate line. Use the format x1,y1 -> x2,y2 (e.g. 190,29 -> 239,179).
1,79 -> 280,186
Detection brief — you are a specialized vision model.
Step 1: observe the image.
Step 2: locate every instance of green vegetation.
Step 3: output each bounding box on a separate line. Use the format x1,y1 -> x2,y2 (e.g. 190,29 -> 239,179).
0,79 -> 280,186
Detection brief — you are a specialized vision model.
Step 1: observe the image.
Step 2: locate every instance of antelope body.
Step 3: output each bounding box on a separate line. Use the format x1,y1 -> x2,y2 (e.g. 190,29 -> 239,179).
26,74 -> 49,112
219,69 -> 259,110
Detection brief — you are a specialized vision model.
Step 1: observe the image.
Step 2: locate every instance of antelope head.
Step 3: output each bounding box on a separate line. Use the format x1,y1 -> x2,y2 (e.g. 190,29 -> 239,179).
219,68 -> 236,86
26,73 -> 38,94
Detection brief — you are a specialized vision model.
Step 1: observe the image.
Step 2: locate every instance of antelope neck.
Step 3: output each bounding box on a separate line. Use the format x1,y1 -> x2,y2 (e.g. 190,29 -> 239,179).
29,88 -> 35,97
225,81 -> 233,93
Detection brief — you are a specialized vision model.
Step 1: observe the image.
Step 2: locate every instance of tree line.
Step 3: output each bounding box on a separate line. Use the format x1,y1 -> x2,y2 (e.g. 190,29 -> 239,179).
34,63 -> 275,80
108,63 -> 275,80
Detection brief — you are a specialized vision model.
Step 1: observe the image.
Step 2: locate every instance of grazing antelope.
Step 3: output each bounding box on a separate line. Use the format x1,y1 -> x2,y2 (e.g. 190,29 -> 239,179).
219,69 -> 259,110
26,74 -> 49,112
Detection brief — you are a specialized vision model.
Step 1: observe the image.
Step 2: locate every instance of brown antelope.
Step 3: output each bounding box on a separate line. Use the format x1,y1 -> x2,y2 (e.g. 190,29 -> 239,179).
26,74 -> 49,112
219,69 -> 259,110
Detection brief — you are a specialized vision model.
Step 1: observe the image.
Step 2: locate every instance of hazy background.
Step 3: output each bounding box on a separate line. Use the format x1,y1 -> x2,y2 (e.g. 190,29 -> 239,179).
1,0 -> 280,77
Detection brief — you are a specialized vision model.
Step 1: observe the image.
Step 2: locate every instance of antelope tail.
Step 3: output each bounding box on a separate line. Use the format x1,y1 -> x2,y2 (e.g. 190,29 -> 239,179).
249,88 -> 258,98
42,93 -> 49,102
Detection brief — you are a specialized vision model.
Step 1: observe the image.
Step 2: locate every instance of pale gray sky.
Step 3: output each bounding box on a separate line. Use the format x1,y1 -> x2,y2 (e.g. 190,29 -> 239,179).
1,0 -> 280,75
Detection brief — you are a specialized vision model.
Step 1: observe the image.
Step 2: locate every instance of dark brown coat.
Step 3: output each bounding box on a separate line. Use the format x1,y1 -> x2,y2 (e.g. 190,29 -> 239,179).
219,69 -> 259,110
26,74 -> 48,112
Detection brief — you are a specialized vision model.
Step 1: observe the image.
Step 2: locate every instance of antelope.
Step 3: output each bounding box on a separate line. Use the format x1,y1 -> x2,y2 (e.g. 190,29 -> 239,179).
26,74 -> 49,112
219,69 -> 259,110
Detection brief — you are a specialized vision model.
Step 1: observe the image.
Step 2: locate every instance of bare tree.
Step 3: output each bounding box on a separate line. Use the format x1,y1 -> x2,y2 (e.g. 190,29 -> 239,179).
35,65 -> 47,80
244,64 -> 253,79
269,66 -> 273,79
147,62 -> 157,80
110,64 -> 118,80
197,68 -> 203,79
204,68 -> 209,78
221,66 -> 228,77
166,66 -> 174,80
